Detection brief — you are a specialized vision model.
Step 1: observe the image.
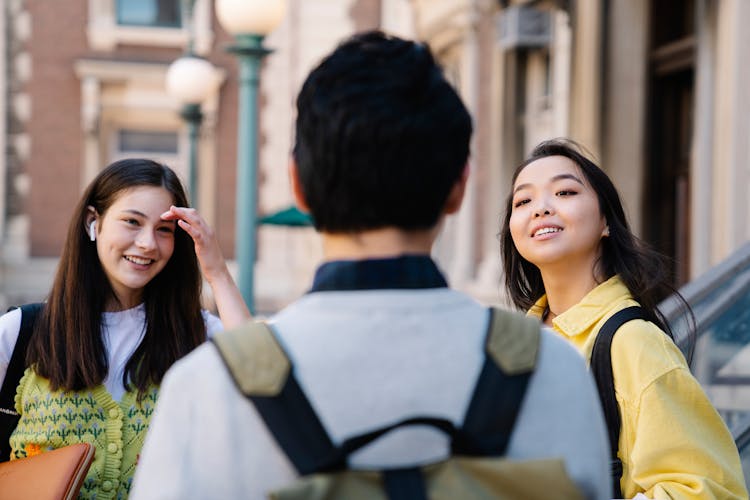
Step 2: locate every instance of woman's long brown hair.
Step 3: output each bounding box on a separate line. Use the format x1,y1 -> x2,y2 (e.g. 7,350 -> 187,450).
27,159 -> 206,395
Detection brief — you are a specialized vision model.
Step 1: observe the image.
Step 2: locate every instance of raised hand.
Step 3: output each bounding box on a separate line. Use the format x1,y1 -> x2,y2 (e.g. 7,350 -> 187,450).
161,206 -> 251,327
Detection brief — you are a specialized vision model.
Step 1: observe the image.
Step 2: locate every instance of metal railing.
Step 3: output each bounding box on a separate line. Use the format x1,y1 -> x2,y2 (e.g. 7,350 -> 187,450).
659,241 -> 750,482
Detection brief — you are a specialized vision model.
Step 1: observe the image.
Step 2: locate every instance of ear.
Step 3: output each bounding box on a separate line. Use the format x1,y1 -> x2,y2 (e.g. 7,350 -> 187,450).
85,206 -> 98,240
602,223 -> 610,238
442,163 -> 470,215
288,158 -> 311,214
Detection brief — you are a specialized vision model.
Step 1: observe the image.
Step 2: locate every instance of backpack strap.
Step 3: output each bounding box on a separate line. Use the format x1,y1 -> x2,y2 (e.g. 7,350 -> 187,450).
0,303 -> 44,462
590,306 -> 649,499
456,307 -> 539,455
212,321 -> 340,475
213,309 -> 540,497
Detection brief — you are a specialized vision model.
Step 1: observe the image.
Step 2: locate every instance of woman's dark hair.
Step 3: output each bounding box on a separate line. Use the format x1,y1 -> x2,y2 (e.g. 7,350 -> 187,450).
27,158 -> 205,394
500,138 -> 694,358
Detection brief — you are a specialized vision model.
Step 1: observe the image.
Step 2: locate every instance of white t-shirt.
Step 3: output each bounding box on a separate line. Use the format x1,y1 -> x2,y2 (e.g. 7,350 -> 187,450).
0,304 -> 223,401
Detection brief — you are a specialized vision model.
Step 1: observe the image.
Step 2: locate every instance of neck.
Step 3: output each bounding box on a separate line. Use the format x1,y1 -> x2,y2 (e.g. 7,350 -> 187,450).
106,291 -> 142,312
539,259 -> 603,321
321,227 -> 438,261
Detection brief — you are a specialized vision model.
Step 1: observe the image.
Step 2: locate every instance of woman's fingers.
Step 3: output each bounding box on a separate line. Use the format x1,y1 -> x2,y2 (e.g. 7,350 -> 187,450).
165,206 -> 215,246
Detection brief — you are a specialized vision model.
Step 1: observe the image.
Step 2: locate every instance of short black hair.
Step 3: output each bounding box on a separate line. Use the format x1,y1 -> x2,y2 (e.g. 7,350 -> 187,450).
294,31 -> 472,232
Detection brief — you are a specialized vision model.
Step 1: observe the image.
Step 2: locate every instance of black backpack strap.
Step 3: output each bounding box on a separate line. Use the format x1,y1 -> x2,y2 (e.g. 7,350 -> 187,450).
212,321 -> 340,475
590,306 -> 649,499
213,310 -> 540,499
456,307 -> 540,455
0,303 -> 44,462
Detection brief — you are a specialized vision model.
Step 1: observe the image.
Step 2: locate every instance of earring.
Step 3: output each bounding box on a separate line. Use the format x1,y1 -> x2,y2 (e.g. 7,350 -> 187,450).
89,221 -> 97,241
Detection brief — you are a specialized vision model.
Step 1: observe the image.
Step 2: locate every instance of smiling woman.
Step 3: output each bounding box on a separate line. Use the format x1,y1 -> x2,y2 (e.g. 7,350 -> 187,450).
89,186 -> 177,310
509,155 -> 607,279
500,139 -> 748,500
0,158 -> 250,498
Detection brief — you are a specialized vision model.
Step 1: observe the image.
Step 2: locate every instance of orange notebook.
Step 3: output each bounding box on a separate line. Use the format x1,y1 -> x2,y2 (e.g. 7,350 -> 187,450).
0,443 -> 95,500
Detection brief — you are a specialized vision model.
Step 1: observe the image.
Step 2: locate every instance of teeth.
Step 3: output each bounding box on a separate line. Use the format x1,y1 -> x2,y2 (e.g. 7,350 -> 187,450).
125,256 -> 152,265
534,227 -> 562,237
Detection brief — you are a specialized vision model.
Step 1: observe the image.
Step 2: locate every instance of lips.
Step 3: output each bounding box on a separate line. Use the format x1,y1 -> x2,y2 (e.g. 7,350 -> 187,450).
124,255 -> 154,266
531,226 -> 563,238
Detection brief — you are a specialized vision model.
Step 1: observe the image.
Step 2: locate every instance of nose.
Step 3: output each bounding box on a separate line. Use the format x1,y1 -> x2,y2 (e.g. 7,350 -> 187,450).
533,198 -> 554,218
135,230 -> 157,251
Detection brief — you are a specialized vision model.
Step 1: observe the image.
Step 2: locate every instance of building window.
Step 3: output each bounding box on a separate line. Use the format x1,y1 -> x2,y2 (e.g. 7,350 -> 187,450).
118,129 -> 179,154
112,129 -> 183,179
87,0 -> 213,53
116,0 -> 182,28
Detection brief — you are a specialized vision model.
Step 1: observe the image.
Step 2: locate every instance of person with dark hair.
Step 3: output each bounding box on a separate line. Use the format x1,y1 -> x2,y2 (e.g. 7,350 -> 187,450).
131,32 -> 609,499
0,158 -> 249,498
501,138 -> 747,499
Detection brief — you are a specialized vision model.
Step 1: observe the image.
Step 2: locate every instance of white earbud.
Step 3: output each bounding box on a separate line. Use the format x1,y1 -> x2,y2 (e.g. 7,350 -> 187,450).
89,220 -> 97,241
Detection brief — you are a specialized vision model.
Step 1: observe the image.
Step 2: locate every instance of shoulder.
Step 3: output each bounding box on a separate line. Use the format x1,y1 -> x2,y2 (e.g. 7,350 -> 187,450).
161,341 -> 229,394
0,308 -> 23,382
201,310 -> 224,339
168,341 -> 223,375
529,328 -> 607,424
608,314 -> 688,397
539,327 -> 587,367
534,327 -> 594,392
0,307 -> 22,334
524,327 -> 604,417
156,340 -> 250,426
511,328 -> 610,499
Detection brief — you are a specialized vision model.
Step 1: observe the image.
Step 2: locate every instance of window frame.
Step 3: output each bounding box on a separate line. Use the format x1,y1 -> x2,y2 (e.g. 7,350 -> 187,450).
87,0 -> 213,54
115,0 -> 183,29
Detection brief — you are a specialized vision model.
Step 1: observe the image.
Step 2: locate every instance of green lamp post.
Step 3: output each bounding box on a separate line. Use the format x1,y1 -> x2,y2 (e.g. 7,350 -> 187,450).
165,55 -> 216,208
215,0 -> 286,313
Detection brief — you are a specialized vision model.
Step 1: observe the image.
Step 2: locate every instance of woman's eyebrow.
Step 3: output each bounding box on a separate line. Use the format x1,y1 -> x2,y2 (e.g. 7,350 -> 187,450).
120,209 -> 147,217
120,209 -> 175,225
552,173 -> 584,185
513,173 -> 584,195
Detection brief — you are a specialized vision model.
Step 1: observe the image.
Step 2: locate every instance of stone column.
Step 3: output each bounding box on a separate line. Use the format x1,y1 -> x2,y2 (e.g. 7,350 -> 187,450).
569,0 -> 603,157
602,0 -> 649,237
711,0 -> 750,264
691,0 -> 716,277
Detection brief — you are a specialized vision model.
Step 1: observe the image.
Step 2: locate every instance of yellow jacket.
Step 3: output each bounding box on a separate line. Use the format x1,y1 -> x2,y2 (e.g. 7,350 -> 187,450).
529,275 -> 748,500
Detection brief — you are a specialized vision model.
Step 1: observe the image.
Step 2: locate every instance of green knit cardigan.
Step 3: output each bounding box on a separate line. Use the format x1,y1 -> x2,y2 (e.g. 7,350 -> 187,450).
11,368 -> 158,499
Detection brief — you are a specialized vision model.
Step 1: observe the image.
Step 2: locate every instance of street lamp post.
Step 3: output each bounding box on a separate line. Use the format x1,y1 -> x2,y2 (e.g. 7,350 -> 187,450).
215,0 -> 285,314
181,102 -> 202,208
166,55 -> 216,207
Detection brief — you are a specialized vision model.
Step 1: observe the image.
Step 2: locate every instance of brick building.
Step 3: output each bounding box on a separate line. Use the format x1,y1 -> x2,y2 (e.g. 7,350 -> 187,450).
0,0 -> 384,312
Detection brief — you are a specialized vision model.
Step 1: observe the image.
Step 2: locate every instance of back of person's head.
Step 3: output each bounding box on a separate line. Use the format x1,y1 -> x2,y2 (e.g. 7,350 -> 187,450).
29,158 -> 205,393
501,138 -> 694,354
294,30 -> 472,233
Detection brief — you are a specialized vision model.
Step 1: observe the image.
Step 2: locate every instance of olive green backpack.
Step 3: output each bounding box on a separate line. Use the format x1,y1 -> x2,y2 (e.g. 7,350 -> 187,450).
212,308 -> 585,500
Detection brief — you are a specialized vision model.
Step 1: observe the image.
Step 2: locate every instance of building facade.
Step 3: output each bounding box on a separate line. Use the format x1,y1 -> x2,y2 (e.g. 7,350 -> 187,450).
408,0 -> 750,300
1,0 -> 749,312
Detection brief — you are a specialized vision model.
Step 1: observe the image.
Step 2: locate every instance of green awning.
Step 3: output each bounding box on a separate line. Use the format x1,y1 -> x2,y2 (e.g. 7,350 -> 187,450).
259,205 -> 313,227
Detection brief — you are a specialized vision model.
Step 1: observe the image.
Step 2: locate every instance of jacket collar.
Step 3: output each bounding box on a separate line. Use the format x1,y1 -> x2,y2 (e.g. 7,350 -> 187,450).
528,275 -> 632,338
310,255 -> 448,292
